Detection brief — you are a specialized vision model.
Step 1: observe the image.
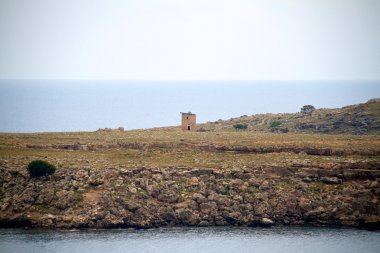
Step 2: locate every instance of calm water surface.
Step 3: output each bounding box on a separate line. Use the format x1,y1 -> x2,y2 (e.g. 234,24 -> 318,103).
0,227 -> 379,253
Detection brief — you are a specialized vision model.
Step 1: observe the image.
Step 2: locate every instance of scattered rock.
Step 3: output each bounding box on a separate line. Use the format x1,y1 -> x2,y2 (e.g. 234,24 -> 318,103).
0,165 -> 379,229
304,207 -> 326,219
89,175 -> 104,186
54,190 -> 76,210
320,177 -> 342,184
302,177 -> 313,183
261,218 -> 274,226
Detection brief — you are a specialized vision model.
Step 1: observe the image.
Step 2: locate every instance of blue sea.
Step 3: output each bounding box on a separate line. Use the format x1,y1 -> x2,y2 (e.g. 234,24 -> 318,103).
0,80 -> 379,132
0,227 -> 379,253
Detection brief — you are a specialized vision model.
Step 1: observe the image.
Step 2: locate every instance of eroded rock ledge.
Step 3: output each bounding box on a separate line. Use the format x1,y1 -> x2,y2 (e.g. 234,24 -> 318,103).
0,164 -> 379,230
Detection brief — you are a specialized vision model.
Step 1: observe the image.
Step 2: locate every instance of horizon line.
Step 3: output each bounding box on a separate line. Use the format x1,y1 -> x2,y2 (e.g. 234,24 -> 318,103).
1,79 -> 380,82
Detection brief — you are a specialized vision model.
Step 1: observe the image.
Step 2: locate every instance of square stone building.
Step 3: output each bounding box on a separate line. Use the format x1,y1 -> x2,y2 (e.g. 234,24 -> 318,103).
181,112 -> 196,131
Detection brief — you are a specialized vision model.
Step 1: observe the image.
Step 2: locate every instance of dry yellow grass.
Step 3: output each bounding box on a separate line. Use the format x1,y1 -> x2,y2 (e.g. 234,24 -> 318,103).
0,129 -> 379,171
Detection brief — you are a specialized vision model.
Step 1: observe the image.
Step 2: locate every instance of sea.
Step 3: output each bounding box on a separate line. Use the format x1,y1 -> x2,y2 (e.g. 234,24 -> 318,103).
0,80 -> 379,132
0,227 -> 379,253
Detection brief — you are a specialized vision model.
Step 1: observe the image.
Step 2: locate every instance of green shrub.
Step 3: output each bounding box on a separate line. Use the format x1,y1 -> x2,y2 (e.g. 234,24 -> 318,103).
270,121 -> 282,128
300,105 -> 316,114
27,160 -> 56,178
233,123 -> 248,130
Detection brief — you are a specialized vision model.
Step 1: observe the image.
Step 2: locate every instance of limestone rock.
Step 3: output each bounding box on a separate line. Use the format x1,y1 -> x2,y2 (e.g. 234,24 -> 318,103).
261,218 -> 274,226
320,177 -> 342,184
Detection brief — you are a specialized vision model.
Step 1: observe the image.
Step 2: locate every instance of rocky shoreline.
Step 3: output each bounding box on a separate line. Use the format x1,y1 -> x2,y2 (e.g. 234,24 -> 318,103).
1,163 -> 379,230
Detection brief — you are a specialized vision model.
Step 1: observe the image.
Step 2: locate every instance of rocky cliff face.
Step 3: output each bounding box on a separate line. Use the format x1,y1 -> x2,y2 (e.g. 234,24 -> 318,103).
1,163 -> 379,230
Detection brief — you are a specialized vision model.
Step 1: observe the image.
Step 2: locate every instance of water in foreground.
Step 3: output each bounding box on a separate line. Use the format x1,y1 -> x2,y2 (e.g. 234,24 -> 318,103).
0,227 -> 379,253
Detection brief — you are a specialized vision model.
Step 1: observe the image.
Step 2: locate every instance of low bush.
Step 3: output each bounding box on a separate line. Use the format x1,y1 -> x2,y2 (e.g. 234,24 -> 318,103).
27,160 -> 56,178
233,123 -> 248,130
270,121 -> 282,128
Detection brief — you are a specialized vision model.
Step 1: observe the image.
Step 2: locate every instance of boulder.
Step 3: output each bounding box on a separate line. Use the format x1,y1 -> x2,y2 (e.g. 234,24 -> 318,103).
124,201 -> 139,212
304,206 -> 326,219
192,193 -> 207,204
224,211 -> 241,225
320,177 -> 342,184
35,188 -> 56,205
157,191 -> 179,203
175,208 -> 199,225
302,177 -> 313,183
89,175 -> 104,186
54,190 -> 76,210
199,202 -> 218,214
259,180 -> 271,191
261,218 -> 274,226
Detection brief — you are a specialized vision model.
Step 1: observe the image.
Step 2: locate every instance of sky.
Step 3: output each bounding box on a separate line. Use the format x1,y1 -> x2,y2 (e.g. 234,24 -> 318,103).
0,0 -> 380,80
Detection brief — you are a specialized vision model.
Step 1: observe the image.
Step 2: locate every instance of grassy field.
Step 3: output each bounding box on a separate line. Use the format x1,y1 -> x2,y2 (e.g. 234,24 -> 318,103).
1,129 -> 379,171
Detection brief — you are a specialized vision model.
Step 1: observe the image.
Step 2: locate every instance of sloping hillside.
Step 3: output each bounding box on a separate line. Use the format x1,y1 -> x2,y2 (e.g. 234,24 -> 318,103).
198,99 -> 380,134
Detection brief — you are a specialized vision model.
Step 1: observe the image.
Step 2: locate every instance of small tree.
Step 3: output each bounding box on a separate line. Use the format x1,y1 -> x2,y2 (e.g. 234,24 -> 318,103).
300,105 -> 315,114
27,160 -> 56,178
233,123 -> 248,130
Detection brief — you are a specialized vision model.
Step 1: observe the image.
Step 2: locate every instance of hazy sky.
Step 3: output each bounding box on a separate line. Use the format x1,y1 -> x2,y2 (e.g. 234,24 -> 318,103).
0,0 -> 379,80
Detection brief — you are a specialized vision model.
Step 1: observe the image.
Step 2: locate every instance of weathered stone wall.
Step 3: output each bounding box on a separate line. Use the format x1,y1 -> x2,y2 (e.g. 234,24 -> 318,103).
182,114 -> 196,131
0,165 -> 379,230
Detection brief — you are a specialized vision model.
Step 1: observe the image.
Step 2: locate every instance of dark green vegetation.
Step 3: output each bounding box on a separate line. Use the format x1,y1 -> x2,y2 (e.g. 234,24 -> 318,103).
269,121 -> 282,128
27,160 -> 56,178
233,123 -> 248,130
300,105 -> 316,114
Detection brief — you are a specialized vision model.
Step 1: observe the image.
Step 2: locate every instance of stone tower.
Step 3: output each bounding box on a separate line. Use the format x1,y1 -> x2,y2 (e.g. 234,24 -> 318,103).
181,112 -> 196,131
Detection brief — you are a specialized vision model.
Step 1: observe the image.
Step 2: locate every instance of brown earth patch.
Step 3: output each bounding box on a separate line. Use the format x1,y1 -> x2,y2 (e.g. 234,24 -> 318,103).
83,189 -> 102,204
